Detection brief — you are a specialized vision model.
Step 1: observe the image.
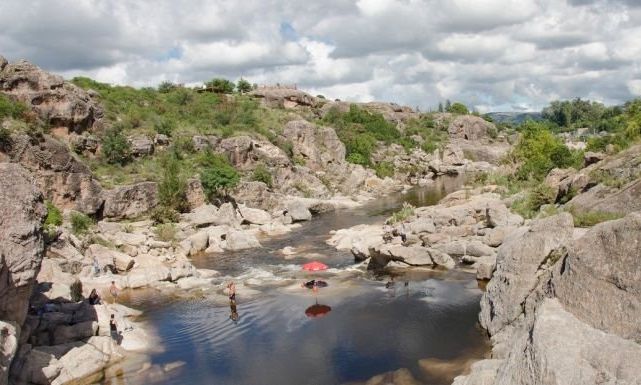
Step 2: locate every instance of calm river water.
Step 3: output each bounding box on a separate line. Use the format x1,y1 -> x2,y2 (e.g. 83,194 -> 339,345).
108,176 -> 489,385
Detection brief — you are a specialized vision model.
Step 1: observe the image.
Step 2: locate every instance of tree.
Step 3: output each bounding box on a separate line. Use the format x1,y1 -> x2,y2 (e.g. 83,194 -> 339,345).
200,153 -> 240,200
237,78 -> 252,94
445,99 -> 452,111
206,78 -> 235,94
438,102 -> 444,113
447,102 -> 469,115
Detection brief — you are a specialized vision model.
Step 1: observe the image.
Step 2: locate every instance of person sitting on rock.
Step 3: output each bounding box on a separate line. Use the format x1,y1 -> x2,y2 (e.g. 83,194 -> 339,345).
93,257 -> 101,277
88,289 -> 101,305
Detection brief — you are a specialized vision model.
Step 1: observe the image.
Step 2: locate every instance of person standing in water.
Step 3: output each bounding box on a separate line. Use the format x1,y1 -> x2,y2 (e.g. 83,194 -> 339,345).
109,281 -> 119,303
229,299 -> 239,322
227,281 -> 236,301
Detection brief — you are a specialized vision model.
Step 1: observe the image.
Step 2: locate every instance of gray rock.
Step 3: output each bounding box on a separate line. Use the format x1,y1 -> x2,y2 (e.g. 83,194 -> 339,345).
286,201 -> 312,222
224,231 -> 261,251
448,115 -> 496,141
103,182 -> 158,219
185,178 -> 206,210
154,133 -> 170,146
494,299 -> 641,385
408,218 -> 436,234
452,359 -> 502,385
552,212 -> 641,341
475,255 -> 497,280
465,240 -> 495,258
86,244 -> 135,273
240,207 -> 272,225
282,120 -> 346,171
127,136 -> 154,157
480,214 -> 574,336
183,204 -> 219,227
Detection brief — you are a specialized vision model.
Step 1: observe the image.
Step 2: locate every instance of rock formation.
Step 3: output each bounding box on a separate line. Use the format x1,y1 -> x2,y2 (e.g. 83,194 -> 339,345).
455,212 -> 641,384
0,57 -> 103,135
5,134 -> 104,215
0,163 -> 46,385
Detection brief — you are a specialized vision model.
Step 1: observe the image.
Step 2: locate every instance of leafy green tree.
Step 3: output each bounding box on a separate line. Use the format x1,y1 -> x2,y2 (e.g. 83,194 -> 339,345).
438,102 -> 444,113
206,78 -> 235,94
445,99 -> 451,111
200,153 -> 240,200
513,121 -> 582,180
101,128 -> 131,165
447,102 -> 469,115
237,78 -> 252,94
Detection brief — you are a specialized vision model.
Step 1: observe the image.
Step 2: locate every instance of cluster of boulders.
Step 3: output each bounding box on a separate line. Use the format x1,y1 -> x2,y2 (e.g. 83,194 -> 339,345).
453,211 -> 641,384
328,186 -> 524,279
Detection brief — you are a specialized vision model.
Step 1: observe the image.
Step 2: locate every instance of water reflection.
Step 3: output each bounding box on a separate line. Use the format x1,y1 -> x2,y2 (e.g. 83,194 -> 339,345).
229,300 -> 239,323
122,275 -> 487,385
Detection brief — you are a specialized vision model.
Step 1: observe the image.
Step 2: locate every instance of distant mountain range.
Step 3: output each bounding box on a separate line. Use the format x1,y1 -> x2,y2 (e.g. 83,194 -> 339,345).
485,112 -> 542,124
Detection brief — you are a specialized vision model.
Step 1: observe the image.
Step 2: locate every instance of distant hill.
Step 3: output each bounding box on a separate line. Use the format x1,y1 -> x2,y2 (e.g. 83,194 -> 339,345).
485,112 -> 542,125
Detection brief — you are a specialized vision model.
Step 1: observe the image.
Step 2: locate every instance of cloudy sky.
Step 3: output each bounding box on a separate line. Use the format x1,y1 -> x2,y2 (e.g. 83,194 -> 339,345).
1,0 -> 640,112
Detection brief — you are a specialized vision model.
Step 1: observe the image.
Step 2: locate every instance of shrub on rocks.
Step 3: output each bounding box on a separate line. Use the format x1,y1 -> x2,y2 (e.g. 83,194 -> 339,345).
70,279 -> 83,302
70,212 -> 93,236
251,164 -> 273,188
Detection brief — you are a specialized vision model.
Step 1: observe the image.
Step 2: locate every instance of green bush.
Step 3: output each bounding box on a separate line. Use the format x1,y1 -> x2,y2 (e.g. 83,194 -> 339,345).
155,223 -> 177,242
101,128 -> 131,165
513,121 -> 583,181
150,206 -> 180,224
70,212 -> 93,236
200,153 -> 240,200
511,184 -> 556,218
251,164 -> 273,187
158,153 -> 188,212
0,94 -> 27,120
374,161 -> 395,178
154,117 -> 175,136
45,201 -> 63,227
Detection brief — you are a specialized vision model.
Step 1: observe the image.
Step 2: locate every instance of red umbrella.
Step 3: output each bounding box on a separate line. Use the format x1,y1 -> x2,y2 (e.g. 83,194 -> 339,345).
305,303 -> 332,318
302,261 -> 328,271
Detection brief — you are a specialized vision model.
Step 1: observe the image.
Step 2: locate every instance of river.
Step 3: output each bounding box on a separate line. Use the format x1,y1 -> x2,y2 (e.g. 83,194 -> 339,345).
108,176 -> 489,385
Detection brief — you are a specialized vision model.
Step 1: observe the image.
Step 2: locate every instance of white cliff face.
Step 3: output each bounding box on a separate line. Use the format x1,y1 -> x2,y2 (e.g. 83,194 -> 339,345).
0,163 -> 47,385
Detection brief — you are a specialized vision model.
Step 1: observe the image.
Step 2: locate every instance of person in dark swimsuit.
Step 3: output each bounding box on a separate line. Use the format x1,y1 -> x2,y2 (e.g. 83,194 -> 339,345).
302,280 -> 328,289
109,314 -> 118,341
229,300 -> 239,322
227,281 -> 236,301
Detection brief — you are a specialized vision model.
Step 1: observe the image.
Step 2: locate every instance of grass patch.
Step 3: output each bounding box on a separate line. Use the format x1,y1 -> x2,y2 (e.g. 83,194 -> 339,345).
388,202 -> 415,224
568,207 -> 624,227
251,164 -> 273,188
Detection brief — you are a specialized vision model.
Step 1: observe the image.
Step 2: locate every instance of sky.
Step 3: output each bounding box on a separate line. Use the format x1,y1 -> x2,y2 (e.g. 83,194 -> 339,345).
1,0 -> 640,112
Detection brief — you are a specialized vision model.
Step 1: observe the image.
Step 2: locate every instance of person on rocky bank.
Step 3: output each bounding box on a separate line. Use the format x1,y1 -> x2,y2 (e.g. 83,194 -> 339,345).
109,281 -> 120,303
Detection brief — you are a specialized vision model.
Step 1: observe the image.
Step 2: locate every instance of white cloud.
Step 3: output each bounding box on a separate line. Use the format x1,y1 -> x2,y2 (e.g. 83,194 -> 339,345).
0,0 -> 640,112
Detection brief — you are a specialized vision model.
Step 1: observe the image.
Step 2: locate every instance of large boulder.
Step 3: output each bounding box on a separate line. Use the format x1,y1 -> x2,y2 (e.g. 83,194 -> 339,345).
102,182 -> 158,219
185,178 -> 206,210
493,298 -> 641,385
85,244 -> 135,273
6,135 -> 104,214
285,201 -> 312,222
0,164 -> 47,384
240,207 -> 272,225
447,115 -> 495,141
552,212 -> 641,341
567,179 -> 641,215
480,214 -> 574,336
127,136 -> 154,157
217,136 -> 289,170
0,58 -> 103,134
282,120 -> 346,171
224,231 -> 261,251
